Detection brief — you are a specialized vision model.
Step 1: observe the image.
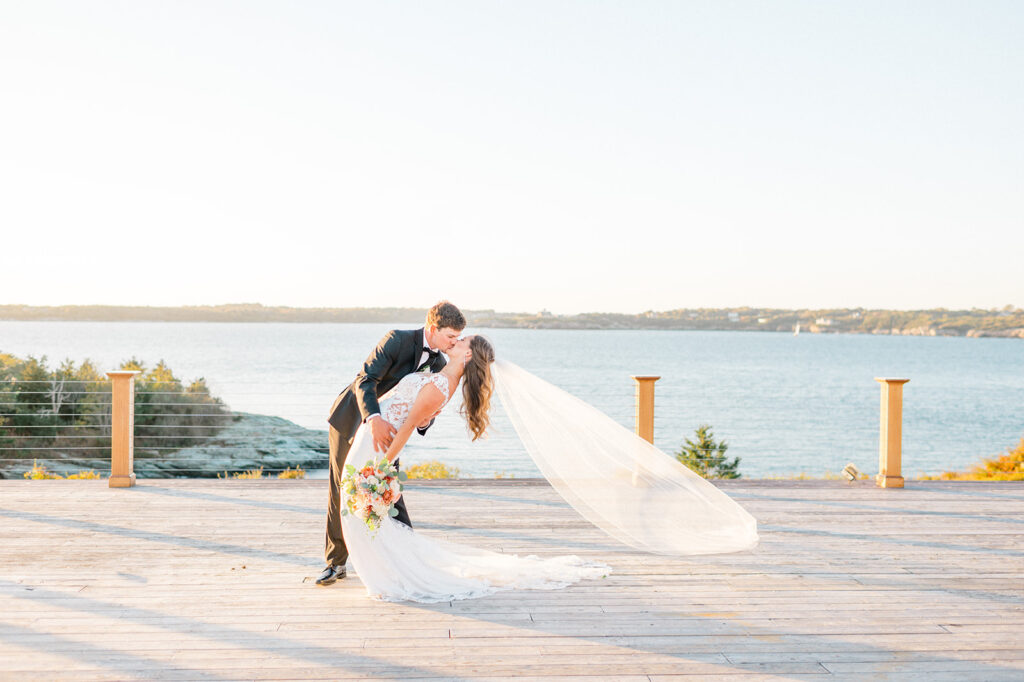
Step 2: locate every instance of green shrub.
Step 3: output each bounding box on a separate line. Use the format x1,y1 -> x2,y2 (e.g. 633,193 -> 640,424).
675,424 -> 741,479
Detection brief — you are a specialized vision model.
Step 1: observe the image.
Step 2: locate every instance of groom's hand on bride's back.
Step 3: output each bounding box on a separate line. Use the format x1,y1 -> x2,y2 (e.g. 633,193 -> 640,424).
369,416 -> 397,452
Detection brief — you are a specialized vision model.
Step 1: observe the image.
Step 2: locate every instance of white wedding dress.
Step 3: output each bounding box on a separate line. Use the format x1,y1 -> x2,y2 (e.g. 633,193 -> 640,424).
340,371 -> 610,603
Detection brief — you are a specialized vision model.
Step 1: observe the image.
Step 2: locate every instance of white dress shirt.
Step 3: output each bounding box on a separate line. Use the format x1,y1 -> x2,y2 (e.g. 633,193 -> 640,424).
418,335 -> 440,372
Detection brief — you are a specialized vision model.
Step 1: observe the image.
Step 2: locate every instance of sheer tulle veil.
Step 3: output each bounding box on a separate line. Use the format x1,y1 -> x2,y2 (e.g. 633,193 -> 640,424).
491,359 -> 758,556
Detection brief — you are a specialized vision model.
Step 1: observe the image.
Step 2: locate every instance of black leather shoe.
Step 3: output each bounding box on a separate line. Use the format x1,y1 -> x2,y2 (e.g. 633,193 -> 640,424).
315,565 -> 346,586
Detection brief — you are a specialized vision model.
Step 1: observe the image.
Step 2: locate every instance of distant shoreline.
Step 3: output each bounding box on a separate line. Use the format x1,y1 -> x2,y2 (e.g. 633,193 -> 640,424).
1,303 -> 1022,338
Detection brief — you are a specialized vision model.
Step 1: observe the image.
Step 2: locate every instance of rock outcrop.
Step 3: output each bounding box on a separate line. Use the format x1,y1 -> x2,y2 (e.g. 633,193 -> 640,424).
967,328 -> 1024,338
0,412 -> 329,479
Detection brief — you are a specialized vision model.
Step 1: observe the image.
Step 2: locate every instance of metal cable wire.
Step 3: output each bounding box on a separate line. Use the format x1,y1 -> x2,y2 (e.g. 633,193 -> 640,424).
2,380 -> 151,384
0,436 -> 110,441
0,445 -> 325,451
0,413 -> 327,418
135,424 -> 276,428
0,446 -> 111,450
0,402 -> 113,406
0,391 -> 112,396
132,392 -> 330,396
0,461 -> 318,472
4,387 -> 327,396
5,380 -> 321,385
1,424 -> 110,428
3,437 -> 303,442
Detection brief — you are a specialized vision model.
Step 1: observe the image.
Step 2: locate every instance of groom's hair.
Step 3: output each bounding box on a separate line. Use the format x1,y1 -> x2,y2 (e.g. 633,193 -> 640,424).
427,301 -> 466,331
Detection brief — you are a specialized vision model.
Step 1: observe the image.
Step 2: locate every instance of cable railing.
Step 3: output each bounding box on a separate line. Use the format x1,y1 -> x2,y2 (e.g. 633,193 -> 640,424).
0,371 -> 328,481
1,373 -> 910,487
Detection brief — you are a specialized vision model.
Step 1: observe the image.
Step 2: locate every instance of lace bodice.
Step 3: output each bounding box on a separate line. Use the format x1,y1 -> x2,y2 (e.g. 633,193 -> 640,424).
378,372 -> 451,429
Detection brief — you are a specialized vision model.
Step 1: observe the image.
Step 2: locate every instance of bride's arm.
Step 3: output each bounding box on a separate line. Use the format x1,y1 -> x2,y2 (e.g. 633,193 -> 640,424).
382,385 -> 445,463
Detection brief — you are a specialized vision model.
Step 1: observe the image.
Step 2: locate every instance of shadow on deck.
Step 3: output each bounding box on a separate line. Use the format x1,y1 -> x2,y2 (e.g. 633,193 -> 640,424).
1,479 -> 1022,681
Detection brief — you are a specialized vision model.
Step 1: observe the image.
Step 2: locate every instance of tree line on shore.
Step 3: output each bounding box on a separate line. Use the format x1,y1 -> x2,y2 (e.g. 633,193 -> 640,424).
2,303 -> 1022,337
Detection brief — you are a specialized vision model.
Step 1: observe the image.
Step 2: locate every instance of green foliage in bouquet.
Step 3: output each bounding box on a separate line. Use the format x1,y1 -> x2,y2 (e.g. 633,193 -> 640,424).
341,460 -> 407,530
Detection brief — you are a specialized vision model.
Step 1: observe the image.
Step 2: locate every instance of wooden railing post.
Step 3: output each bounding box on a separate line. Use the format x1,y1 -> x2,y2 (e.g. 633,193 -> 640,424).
631,375 -> 659,486
632,375 -> 660,444
875,377 -> 909,488
107,371 -> 140,488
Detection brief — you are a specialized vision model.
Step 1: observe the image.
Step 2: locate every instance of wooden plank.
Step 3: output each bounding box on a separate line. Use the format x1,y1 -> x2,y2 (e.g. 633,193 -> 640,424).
0,479 -> 1021,680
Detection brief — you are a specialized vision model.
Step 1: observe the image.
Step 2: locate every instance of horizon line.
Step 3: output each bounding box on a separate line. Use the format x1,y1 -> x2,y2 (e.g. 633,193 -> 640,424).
2,302 -> 1022,316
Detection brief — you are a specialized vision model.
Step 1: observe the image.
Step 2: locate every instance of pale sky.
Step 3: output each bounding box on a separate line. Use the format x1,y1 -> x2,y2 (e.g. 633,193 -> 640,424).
1,1 -> 1021,314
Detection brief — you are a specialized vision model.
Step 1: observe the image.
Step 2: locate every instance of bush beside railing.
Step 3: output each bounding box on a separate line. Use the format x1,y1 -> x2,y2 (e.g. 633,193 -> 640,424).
0,354 -> 230,470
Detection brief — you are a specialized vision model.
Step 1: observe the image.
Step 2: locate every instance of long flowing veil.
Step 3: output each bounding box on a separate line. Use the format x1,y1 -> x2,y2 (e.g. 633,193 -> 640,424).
491,360 -> 758,555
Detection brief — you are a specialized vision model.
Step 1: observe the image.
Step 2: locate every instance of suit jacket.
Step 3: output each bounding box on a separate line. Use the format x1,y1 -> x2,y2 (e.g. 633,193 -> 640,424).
327,328 -> 447,442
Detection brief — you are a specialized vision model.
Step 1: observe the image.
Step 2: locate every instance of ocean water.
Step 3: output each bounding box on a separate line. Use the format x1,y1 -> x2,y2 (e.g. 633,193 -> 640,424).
1,321 -> 1022,478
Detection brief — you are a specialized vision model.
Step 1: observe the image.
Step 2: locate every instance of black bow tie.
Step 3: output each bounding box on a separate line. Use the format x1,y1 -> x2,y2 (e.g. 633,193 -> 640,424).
417,348 -> 440,372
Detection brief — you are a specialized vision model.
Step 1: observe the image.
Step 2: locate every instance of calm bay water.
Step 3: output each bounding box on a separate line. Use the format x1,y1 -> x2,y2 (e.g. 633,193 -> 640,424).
2,321 -> 1022,478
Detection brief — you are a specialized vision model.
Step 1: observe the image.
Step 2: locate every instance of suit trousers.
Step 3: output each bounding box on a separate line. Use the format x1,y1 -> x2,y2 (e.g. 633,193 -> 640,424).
325,422 -> 412,567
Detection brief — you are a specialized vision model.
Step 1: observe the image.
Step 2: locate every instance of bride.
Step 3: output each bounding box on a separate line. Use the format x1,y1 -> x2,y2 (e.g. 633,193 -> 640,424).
340,335 -> 758,603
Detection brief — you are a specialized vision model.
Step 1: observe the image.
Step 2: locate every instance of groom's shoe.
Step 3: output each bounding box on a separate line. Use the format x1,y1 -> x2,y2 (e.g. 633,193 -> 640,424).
315,565 -> 346,586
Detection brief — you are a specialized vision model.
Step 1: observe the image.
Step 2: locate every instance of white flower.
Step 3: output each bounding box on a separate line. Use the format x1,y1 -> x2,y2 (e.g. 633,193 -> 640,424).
366,476 -> 379,486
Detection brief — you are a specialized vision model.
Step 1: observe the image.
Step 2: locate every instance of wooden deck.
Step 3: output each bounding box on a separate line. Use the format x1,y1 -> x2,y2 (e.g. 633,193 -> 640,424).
1,479 -> 1022,681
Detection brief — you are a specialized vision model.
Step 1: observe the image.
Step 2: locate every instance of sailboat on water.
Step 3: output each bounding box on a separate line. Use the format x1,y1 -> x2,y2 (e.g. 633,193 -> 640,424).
793,322 -> 801,336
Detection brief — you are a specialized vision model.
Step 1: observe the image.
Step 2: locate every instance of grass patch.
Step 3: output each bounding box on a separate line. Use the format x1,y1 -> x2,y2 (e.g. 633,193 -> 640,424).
919,437 -> 1024,481
406,460 -> 460,479
64,470 -> 101,479
218,467 -> 264,479
22,460 -> 100,480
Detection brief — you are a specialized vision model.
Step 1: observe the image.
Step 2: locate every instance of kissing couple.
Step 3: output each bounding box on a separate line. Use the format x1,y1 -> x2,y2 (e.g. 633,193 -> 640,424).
319,301 -> 759,603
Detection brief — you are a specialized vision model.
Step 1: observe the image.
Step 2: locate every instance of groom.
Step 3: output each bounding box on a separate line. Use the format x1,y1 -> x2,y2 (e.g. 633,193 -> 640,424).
316,300 -> 466,586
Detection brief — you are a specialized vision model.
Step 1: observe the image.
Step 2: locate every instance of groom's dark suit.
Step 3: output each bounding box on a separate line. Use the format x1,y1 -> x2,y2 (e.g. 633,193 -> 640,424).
324,327 -> 446,567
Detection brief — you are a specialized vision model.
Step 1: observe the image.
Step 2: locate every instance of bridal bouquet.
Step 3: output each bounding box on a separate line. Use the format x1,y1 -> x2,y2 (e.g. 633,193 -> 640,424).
341,459 -> 407,533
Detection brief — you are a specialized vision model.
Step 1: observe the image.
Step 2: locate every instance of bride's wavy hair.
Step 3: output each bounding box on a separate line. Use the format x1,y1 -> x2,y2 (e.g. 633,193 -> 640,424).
461,336 -> 495,441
